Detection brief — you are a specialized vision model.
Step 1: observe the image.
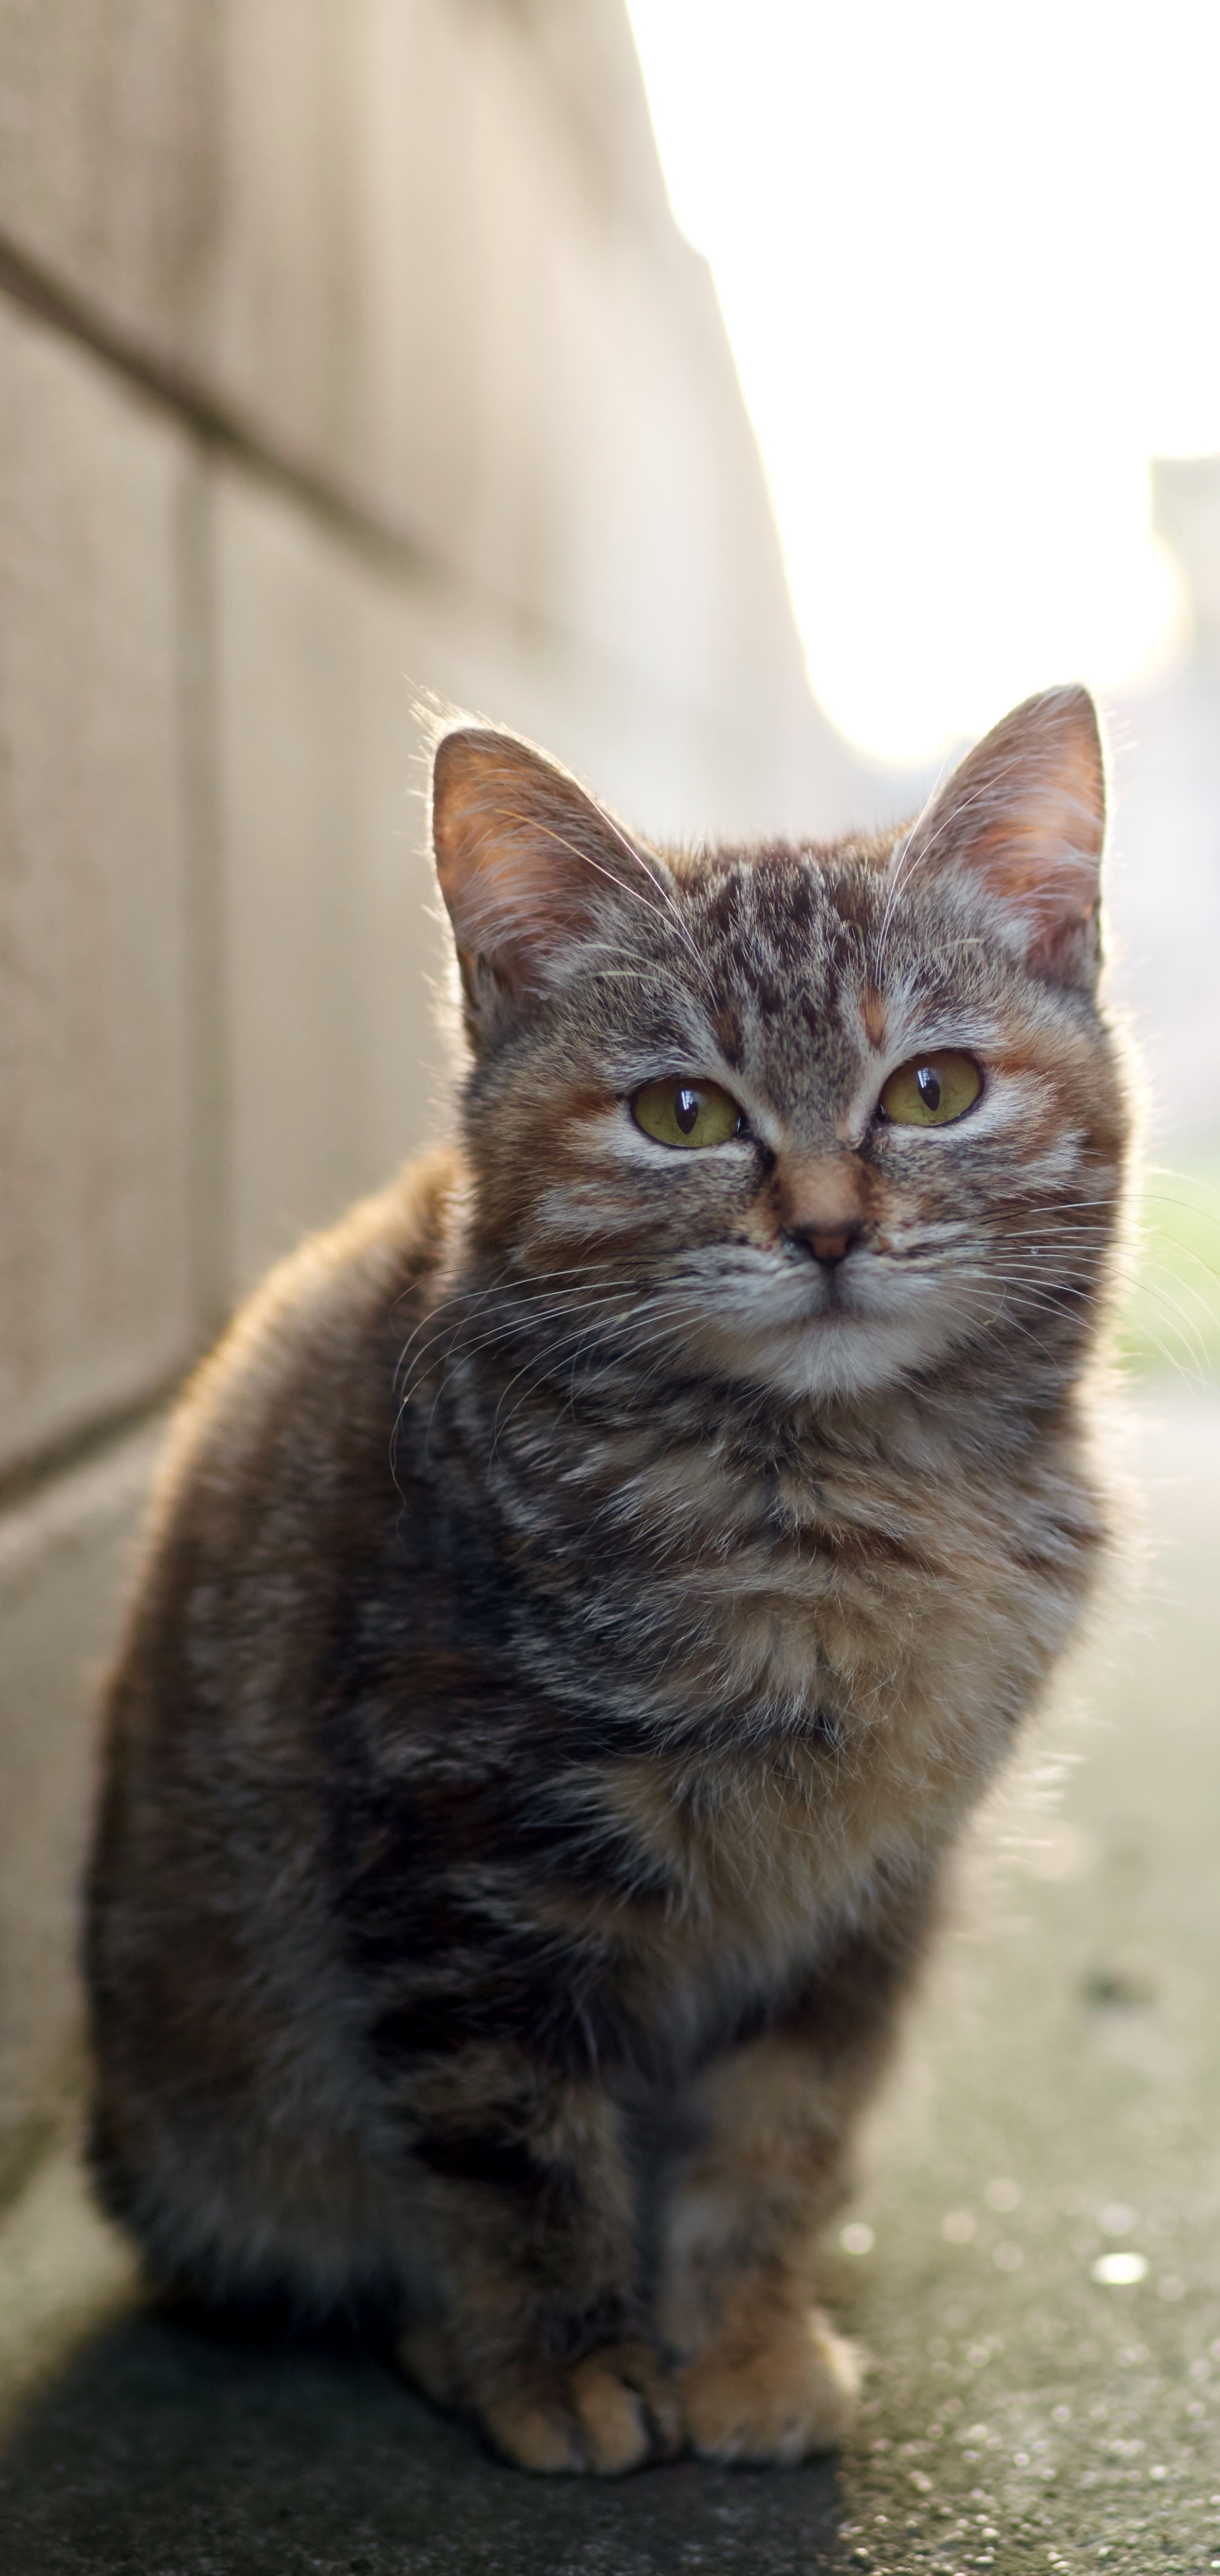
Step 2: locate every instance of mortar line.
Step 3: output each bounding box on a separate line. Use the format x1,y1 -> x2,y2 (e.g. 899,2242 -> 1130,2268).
0,1379 -> 187,1524
0,226 -> 557,647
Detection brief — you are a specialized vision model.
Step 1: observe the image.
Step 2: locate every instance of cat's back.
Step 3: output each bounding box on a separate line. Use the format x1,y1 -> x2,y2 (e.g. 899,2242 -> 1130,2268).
92,1142 -> 463,1911
86,1152 -> 461,2195
86,1155 -> 464,2290
120,1146 -> 457,1632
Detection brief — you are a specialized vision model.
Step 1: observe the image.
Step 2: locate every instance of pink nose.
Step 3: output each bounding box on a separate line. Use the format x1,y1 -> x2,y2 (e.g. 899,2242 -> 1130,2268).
779,1157 -> 867,1267
806,1229 -> 857,1264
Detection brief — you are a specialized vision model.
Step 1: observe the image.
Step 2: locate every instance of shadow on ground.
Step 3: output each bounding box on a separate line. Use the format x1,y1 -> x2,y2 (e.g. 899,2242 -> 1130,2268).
0,2299 -> 848,2576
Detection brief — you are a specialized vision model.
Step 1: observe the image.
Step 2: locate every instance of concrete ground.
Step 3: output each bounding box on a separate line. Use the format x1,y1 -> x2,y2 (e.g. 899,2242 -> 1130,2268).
0,1386 -> 1217,2576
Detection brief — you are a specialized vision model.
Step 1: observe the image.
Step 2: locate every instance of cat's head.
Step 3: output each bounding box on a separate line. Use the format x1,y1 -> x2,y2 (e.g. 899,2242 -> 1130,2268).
430,689 -> 1129,1408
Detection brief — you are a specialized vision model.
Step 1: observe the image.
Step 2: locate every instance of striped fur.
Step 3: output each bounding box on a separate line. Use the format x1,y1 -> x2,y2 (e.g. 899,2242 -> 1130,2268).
86,689 -> 1130,2471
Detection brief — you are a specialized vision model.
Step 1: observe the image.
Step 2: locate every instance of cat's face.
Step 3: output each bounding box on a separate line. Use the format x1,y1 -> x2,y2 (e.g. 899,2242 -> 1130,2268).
432,691 -> 1128,1407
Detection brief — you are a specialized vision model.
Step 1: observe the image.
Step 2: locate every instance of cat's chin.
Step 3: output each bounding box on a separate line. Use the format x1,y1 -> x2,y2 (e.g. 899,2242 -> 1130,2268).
761,1319 -> 938,1403
654,1245 -> 992,1408
689,1306 -> 949,1404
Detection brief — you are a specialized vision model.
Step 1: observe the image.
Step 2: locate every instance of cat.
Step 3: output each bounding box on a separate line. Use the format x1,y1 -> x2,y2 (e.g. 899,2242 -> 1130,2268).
86,684 -> 1129,2474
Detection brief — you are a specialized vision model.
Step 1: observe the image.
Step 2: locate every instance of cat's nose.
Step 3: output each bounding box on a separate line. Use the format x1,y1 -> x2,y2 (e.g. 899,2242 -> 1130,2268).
779,1157 -> 868,1266
785,1218 -> 864,1268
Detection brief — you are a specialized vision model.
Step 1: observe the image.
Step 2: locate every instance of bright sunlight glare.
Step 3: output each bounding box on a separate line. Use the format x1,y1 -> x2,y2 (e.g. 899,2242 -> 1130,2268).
625,0 -> 1220,767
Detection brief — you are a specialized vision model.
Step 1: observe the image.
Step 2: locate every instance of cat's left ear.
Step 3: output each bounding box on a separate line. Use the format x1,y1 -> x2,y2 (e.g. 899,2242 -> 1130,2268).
897,685 -> 1106,990
431,725 -> 665,1045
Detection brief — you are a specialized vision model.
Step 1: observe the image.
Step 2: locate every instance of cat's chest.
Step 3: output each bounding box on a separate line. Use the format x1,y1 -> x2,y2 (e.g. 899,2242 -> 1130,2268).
492,1408 -> 1095,2034
547,1427 -> 1055,1735
578,1452 -> 1091,1998
465,1366 -> 1092,1750
596,1746 -> 890,2060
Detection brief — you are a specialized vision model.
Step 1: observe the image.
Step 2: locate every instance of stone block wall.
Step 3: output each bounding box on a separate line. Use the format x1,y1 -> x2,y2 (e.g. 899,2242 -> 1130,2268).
0,0 -> 858,2204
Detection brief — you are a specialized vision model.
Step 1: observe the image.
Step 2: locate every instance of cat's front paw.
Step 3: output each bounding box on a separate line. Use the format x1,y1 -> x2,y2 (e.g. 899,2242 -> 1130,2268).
676,2302 -> 860,2465
444,2340 -> 680,2476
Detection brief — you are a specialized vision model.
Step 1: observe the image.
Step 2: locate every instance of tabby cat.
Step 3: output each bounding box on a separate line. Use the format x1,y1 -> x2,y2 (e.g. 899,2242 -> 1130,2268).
86,685 -> 1128,2473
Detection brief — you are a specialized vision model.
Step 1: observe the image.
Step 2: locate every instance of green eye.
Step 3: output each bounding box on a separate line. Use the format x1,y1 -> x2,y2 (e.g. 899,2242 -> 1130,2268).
878,1050 -> 982,1128
631,1076 -> 743,1150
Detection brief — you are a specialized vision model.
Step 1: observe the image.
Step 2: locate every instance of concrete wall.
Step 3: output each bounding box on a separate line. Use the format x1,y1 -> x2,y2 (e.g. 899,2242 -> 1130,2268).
0,0 -> 857,2202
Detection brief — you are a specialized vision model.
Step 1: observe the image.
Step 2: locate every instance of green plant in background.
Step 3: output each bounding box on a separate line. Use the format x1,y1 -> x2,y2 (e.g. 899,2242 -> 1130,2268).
1121,1158 -> 1220,1380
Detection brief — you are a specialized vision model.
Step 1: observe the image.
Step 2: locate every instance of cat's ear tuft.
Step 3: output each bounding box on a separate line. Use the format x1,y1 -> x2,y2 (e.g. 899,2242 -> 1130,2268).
430,727 -> 661,1042
898,685 -> 1107,990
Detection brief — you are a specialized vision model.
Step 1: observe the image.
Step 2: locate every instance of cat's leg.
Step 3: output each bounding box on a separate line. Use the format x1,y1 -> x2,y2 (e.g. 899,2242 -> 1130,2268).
396,2053 -> 679,2474
657,1904 -> 933,2464
657,2025 -> 862,2462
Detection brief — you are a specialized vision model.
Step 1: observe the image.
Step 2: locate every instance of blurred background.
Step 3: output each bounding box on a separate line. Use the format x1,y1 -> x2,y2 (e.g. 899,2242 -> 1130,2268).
1,0 -> 1218,2335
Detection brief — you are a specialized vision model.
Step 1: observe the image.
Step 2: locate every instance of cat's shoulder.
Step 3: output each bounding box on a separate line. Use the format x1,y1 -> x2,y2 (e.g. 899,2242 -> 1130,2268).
152,1147 -> 461,1517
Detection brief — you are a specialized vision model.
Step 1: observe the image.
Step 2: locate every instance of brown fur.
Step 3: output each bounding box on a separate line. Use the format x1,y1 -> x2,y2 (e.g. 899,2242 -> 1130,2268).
86,688 -> 1130,2471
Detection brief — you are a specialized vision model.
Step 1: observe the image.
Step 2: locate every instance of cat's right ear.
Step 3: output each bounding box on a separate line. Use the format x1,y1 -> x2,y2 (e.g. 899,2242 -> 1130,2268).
430,727 -> 663,1046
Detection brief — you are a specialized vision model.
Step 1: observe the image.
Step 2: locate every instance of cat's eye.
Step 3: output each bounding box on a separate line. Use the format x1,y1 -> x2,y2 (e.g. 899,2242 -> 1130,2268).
631,1076 -> 744,1150
877,1051 -> 982,1129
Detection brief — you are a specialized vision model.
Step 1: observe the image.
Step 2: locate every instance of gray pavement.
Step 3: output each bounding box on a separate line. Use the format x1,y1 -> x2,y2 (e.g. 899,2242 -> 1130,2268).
1,1386 -> 1217,2576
